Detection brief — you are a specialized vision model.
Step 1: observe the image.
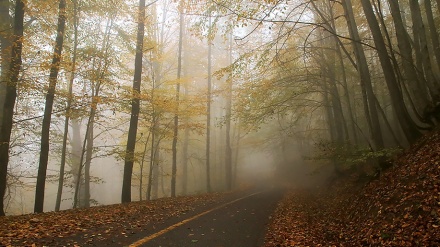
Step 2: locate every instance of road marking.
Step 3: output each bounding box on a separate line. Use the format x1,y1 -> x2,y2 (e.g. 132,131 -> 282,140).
129,191 -> 263,247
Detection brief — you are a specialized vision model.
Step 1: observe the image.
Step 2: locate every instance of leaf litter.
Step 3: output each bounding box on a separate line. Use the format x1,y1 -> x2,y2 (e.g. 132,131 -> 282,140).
265,130 -> 440,246
0,192 -> 230,246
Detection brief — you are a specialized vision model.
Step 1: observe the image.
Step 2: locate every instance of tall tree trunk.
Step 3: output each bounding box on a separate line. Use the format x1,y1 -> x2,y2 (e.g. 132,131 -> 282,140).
73,83 -> 101,208
181,83 -> 189,195
56,0 -> 79,212
70,119 -> 82,203
0,0 -> 25,216
342,0 -> 385,150
232,121 -> 241,188
314,0 -> 348,143
327,1 -> 358,143
73,14 -> 112,208
181,9 -> 189,196
181,115 -> 189,195
409,0 -> 439,94
171,9 -> 184,198
423,0 -> 440,73
122,0 -> 145,203
146,120 -> 156,200
373,1 -> 428,127
225,31 -> 233,191
360,0 -> 422,143
35,0 -> 67,213
322,77 -> 336,143
387,0 -> 431,116
139,130 -> 152,201
147,1 -> 163,201
83,122 -> 93,208
152,142 -> 160,199
337,46 -> 358,144
0,0 -> 13,132
206,16 -> 213,193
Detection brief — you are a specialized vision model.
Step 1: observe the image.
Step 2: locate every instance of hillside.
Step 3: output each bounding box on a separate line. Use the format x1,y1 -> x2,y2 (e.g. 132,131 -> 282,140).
265,130 -> 440,246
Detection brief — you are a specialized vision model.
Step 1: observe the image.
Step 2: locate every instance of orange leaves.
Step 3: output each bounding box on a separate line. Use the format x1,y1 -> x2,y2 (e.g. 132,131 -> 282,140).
0,192 -> 228,246
265,130 -> 440,246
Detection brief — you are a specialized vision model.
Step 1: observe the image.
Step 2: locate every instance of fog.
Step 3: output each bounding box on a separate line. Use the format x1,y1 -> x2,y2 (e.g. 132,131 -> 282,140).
2,0 -> 430,216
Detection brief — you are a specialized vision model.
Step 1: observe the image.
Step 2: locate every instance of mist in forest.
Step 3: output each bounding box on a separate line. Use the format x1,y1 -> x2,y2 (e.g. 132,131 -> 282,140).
1,0 -> 439,216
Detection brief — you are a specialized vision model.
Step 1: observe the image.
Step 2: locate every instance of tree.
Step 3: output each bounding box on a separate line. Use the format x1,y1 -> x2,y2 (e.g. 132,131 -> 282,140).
409,0 -> 439,94
171,6 -> 184,197
225,31 -> 233,190
342,0 -> 384,150
360,0 -> 421,144
387,0 -> 431,117
34,0 -> 67,213
122,0 -> 146,203
206,15 -> 213,193
55,0 -> 79,212
0,0 -> 13,132
0,0 -> 25,216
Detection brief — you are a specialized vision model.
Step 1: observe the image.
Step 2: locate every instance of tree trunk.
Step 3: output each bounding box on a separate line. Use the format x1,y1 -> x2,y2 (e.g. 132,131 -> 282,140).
232,121 -> 241,188
83,122 -> 93,208
152,143 -> 160,199
0,0 -> 12,132
56,0 -> 79,212
0,0 -> 25,216
337,45 -> 358,144
147,1 -> 163,201
171,9 -> 184,198
423,0 -> 440,80
409,0 -> 439,94
360,0 -> 422,143
181,121 -> 189,195
206,16 -> 213,193
139,130 -> 152,201
225,32 -> 233,191
70,119 -> 82,203
342,0 -> 385,150
35,0 -> 67,213
181,10 -> 189,196
122,0 -> 145,203
74,85 -> 100,208
73,14 -> 112,208
146,121 -> 156,200
387,0 -> 431,115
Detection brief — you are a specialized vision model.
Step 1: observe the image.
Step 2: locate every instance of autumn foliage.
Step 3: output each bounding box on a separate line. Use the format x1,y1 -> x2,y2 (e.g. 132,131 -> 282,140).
265,130 -> 440,246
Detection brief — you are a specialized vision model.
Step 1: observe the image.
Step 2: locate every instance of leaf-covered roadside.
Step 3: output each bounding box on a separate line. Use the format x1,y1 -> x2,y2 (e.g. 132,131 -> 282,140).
265,130 -> 440,246
0,192 -> 230,246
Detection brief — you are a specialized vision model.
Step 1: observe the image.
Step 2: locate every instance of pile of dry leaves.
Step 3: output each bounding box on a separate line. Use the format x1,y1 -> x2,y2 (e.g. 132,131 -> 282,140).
265,130 -> 440,246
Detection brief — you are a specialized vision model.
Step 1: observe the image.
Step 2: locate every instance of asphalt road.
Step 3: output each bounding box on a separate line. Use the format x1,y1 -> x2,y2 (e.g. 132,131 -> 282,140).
129,187 -> 284,247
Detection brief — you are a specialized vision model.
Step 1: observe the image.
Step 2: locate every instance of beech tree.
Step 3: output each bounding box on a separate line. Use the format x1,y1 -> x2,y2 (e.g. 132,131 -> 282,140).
122,0 -> 146,203
55,0 -> 79,212
34,0 -> 67,213
225,31 -> 233,190
341,0 -> 384,150
171,5 -> 184,197
0,0 -> 25,216
206,15 -> 213,193
0,0 -> 12,131
360,0 -> 421,144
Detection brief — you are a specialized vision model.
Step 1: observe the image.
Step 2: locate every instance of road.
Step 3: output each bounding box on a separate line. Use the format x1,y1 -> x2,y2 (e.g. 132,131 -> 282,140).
128,187 -> 284,247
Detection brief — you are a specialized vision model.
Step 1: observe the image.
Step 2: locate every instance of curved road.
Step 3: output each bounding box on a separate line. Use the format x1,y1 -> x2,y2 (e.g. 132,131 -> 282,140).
129,187 -> 284,247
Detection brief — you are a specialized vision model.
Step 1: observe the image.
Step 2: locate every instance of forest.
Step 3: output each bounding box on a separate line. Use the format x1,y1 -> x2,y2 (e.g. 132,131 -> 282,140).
0,0 -> 439,219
